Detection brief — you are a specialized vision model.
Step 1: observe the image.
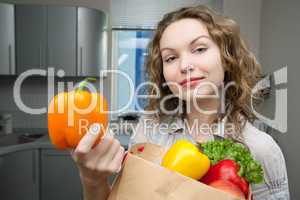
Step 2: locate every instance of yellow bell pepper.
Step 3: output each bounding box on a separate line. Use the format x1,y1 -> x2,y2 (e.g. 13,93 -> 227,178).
162,140 -> 210,180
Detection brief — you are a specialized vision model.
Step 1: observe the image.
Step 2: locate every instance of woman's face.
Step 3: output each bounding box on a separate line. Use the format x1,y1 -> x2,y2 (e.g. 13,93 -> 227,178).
160,18 -> 224,102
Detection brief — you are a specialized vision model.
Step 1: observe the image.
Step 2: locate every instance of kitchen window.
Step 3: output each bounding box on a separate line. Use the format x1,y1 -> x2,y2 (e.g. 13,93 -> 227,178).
111,29 -> 154,118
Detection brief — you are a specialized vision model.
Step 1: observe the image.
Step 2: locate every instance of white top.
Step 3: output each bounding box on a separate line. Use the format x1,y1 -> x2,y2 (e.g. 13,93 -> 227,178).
128,115 -> 290,200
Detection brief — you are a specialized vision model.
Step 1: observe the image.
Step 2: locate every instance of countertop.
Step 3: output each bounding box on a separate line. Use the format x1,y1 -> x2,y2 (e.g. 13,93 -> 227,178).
0,133 -> 130,156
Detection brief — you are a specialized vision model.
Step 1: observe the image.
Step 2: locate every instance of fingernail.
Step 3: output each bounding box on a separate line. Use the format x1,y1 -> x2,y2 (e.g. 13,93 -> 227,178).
89,123 -> 101,136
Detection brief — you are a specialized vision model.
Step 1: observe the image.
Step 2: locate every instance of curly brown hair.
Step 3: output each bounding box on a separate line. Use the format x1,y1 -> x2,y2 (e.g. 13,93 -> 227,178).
143,5 -> 262,138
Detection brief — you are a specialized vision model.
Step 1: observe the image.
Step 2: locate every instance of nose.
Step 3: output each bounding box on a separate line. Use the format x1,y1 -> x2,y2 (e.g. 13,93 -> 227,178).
180,63 -> 195,74
179,54 -> 195,74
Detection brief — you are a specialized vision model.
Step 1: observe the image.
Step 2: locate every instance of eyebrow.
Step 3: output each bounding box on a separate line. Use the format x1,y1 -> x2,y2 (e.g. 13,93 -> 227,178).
160,35 -> 210,52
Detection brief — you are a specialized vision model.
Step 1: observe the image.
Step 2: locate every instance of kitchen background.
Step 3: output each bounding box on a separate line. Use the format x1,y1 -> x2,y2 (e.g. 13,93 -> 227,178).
0,0 -> 298,199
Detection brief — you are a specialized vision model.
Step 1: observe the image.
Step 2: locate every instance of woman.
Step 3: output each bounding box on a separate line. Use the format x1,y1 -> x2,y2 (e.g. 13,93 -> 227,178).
71,5 -> 290,200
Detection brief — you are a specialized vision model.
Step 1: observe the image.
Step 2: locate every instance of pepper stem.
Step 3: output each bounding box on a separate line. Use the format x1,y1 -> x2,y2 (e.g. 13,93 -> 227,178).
76,77 -> 97,91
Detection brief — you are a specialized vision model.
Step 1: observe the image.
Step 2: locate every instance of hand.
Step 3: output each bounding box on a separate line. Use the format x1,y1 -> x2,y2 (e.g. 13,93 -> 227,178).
70,123 -> 125,187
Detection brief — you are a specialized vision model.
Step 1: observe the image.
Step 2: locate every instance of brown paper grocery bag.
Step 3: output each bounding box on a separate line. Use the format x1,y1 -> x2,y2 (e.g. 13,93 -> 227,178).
128,142 -> 166,163
108,152 -> 244,200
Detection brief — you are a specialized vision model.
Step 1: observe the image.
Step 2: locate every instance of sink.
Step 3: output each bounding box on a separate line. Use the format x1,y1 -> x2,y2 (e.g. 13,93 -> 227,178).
18,133 -> 44,143
0,133 -> 44,147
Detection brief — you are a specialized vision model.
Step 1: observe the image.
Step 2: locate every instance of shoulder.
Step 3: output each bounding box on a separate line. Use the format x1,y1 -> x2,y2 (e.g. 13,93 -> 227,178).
135,114 -> 175,132
129,114 -> 184,149
135,114 -> 160,131
242,121 -> 289,184
243,122 -> 290,197
242,121 -> 283,159
132,113 -> 158,134
128,114 -> 160,148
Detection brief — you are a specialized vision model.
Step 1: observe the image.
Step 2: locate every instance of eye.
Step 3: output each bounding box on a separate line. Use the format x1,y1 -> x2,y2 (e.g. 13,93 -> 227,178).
194,47 -> 207,53
164,56 -> 176,63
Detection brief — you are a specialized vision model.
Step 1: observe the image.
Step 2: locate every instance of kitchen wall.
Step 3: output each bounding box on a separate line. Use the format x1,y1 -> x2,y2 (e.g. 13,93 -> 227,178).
259,0 -> 300,199
223,0 -> 262,60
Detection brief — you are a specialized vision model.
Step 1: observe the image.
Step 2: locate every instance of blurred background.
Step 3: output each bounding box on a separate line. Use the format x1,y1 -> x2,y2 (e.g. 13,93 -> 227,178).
0,0 -> 298,199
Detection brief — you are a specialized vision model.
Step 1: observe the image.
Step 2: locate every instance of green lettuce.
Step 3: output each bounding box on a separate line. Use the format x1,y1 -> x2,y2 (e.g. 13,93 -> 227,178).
199,139 -> 264,184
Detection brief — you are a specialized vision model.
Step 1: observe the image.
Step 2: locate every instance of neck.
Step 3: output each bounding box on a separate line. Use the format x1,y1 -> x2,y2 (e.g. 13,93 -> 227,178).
185,98 -> 220,142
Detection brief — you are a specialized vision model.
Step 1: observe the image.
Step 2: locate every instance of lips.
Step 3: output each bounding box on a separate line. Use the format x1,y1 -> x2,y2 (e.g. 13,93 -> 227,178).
180,77 -> 205,87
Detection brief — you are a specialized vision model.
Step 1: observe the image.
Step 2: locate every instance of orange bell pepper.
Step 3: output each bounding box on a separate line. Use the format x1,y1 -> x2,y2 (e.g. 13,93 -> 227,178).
48,78 -> 109,149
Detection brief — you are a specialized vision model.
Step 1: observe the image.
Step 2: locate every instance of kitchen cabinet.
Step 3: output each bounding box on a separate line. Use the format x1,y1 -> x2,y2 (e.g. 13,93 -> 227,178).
78,7 -> 107,76
40,149 -> 83,200
47,6 -> 77,76
15,5 -> 47,73
0,150 -> 39,200
0,3 -> 15,75
15,5 -> 77,76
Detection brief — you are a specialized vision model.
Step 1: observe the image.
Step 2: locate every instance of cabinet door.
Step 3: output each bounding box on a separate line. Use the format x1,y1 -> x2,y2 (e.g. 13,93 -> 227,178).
41,149 -> 83,200
0,3 -> 15,75
78,7 -> 107,76
47,6 -> 77,76
0,150 -> 39,200
15,5 -> 47,74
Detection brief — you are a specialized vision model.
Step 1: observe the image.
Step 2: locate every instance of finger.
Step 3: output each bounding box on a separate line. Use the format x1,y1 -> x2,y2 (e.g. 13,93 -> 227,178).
109,146 -> 125,173
97,146 -> 125,175
88,134 -> 114,160
74,123 -> 101,156
79,129 -> 115,167
90,126 -> 117,155
99,139 -> 121,165
78,133 -> 115,167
